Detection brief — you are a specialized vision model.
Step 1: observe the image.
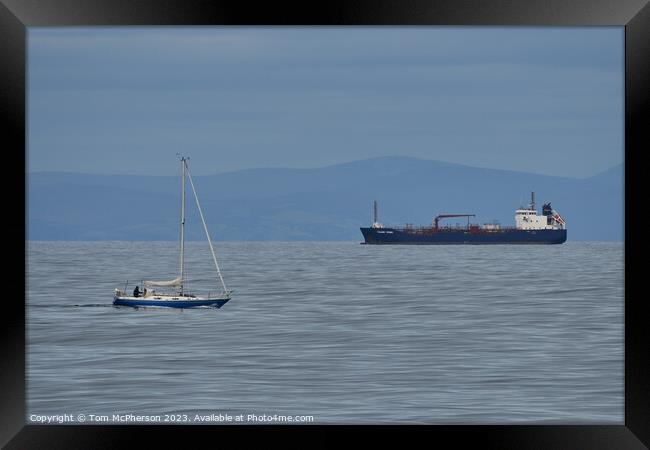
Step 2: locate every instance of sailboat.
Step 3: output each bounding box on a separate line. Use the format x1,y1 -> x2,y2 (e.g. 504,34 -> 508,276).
113,155 -> 233,308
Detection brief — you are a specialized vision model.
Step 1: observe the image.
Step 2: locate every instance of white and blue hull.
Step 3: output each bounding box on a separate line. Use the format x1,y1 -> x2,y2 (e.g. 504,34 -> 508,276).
113,295 -> 230,308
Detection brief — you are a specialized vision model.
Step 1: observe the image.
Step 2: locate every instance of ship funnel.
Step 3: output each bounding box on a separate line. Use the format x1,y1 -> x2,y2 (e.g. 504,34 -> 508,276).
373,200 -> 378,224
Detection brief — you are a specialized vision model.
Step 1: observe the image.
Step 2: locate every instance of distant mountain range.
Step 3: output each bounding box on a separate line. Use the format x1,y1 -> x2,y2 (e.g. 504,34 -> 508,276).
27,156 -> 623,241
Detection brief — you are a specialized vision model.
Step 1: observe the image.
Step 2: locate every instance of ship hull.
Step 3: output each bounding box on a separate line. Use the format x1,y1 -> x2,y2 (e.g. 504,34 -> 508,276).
360,228 -> 567,245
113,296 -> 230,308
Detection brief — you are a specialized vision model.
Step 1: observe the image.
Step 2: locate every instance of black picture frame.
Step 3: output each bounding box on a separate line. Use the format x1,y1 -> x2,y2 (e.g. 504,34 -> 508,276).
4,0 -> 648,447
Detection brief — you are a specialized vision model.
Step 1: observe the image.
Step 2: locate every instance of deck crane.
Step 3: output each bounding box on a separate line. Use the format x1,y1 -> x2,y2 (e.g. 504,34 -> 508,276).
433,214 -> 476,230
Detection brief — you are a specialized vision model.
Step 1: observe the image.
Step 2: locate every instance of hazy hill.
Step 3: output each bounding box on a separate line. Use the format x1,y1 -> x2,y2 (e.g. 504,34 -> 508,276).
27,157 -> 623,241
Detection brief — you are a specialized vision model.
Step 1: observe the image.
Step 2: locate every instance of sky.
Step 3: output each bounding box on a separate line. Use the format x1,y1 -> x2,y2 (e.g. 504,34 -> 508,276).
27,27 -> 624,178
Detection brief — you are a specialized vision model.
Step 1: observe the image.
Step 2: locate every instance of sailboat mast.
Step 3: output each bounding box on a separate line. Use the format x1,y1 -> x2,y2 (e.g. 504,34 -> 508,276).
184,159 -> 229,294
179,156 -> 186,294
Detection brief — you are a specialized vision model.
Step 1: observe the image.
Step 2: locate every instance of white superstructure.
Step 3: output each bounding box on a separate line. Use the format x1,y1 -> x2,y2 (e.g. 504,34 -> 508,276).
514,192 -> 566,230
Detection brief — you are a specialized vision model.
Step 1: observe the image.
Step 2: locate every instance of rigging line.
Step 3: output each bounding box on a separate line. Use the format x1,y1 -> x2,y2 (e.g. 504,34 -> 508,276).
184,160 -> 229,294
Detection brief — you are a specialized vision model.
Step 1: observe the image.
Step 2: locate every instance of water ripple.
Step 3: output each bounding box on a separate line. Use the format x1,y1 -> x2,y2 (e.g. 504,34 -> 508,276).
26,241 -> 623,424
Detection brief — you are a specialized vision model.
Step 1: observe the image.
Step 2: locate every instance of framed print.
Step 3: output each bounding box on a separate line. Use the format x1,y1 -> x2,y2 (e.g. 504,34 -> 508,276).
3,0 -> 648,448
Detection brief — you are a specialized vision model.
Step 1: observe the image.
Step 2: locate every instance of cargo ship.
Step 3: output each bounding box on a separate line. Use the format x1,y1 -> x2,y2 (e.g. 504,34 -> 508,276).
360,193 -> 566,245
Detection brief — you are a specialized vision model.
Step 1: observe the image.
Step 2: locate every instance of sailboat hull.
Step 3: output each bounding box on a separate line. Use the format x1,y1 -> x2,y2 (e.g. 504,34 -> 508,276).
113,296 -> 230,308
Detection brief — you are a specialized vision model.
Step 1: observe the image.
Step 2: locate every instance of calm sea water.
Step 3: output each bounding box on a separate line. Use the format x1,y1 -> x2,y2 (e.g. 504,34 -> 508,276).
26,241 -> 623,424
